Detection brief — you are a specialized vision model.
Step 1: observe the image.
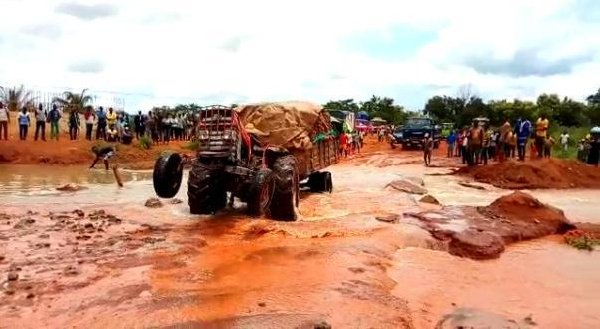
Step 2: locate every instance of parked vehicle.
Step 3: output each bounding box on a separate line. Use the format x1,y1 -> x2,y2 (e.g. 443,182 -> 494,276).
152,102 -> 339,221
401,117 -> 441,149
390,125 -> 404,147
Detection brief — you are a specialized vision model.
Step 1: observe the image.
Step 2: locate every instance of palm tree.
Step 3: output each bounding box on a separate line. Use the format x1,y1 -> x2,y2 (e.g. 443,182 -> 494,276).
0,85 -> 34,112
53,89 -> 94,113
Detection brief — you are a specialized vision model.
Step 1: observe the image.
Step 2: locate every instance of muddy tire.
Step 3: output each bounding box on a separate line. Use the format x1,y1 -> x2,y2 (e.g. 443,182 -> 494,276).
247,168 -> 275,217
153,153 -> 183,198
187,162 -> 226,215
323,171 -> 333,193
270,156 -> 299,221
308,171 -> 332,193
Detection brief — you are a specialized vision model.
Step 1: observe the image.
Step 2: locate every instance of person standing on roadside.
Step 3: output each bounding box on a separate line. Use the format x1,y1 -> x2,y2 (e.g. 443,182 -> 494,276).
84,106 -> 95,141
560,131 -> 570,151
446,130 -> 456,158
535,114 -> 549,158
106,107 -> 117,127
468,121 -> 484,166
499,117 -> 512,162
96,107 -> 107,140
423,133 -> 433,166
508,131 -> 517,158
134,110 -> 143,139
69,108 -> 81,140
516,117 -> 531,161
0,102 -> 9,140
18,107 -> 31,140
34,103 -> 47,141
48,104 -> 61,141
482,126 -> 492,165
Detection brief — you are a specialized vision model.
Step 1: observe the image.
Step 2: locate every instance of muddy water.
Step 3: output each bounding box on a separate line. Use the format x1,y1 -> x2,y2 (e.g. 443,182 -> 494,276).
1,155 -> 599,328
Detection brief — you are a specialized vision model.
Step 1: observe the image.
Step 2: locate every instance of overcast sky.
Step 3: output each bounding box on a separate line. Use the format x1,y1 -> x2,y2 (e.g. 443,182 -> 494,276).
0,0 -> 599,111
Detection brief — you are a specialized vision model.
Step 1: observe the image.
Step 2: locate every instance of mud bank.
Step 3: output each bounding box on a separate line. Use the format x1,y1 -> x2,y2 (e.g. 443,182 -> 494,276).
398,192 -> 575,259
456,159 -> 600,189
0,138 -> 190,169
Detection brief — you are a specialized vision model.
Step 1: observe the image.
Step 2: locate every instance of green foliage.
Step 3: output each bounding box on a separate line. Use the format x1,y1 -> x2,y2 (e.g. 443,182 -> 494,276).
565,235 -> 599,251
53,89 -> 93,114
0,85 -> 34,112
138,136 -> 152,150
151,103 -> 203,117
323,96 -> 408,125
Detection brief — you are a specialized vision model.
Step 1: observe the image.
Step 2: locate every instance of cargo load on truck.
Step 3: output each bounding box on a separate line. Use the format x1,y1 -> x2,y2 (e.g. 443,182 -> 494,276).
152,102 -> 339,221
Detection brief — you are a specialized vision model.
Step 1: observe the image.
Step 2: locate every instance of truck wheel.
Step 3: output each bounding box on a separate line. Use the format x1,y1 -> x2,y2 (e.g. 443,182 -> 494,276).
270,156 -> 299,221
307,172 -> 325,192
323,171 -> 333,193
153,152 -> 183,198
187,162 -> 226,215
247,168 -> 275,217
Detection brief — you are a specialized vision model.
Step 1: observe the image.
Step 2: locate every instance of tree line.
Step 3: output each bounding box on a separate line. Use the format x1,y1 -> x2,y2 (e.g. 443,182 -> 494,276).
4,83 -> 599,129
321,87 -> 600,128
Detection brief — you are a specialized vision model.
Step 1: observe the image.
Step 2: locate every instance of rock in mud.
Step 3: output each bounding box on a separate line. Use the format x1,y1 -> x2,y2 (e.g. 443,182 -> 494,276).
385,179 -> 428,195
458,181 -> 487,190
56,183 -> 87,192
7,272 -> 19,281
313,321 -> 332,329
419,195 -> 440,205
448,230 -> 505,260
436,308 -> 534,329
13,218 -> 35,229
145,198 -> 163,208
408,192 -> 574,260
170,198 -> 183,204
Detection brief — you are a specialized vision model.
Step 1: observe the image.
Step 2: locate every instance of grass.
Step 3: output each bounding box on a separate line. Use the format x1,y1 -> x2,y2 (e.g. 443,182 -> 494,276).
549,126 -> 591,160
137,136 -> 152,150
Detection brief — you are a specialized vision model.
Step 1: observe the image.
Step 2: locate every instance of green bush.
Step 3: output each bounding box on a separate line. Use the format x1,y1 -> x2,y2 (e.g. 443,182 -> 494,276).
565,235 -> 599,251
138,136 -> 152,150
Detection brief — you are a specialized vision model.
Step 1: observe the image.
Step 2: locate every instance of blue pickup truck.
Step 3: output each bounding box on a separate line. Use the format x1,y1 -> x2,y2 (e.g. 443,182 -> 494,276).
401,117 -> 441,149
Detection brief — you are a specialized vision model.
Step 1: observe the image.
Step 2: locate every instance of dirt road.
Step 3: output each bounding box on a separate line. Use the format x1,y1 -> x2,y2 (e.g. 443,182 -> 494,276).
1,137 -> 598,328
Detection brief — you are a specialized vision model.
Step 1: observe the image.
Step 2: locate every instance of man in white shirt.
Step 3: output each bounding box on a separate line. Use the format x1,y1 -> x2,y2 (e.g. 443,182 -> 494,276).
560,131 -> 570,151
0,102 -> 9,140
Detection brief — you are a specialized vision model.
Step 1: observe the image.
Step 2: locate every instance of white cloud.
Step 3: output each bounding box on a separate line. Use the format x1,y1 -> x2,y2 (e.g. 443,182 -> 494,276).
0,0 -> 599,111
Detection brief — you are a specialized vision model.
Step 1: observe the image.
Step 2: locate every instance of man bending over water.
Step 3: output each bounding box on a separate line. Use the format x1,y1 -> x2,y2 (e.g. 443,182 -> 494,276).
90,145 -> 116,170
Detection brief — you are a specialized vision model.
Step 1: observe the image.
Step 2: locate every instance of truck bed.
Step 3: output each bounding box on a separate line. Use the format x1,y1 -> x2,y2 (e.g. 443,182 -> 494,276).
294,138 -> 339,180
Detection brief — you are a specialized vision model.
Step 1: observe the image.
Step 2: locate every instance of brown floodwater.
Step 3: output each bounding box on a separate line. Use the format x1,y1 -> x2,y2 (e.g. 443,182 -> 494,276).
0,156 -> 599,328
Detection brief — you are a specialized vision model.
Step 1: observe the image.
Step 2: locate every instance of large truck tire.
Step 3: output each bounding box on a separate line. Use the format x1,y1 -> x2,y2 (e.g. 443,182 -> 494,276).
247,168 -> 275,217
308,171 -> 333,193
270,156 -> 300,221
153,152 -> 183,198
187,162 -> 226,215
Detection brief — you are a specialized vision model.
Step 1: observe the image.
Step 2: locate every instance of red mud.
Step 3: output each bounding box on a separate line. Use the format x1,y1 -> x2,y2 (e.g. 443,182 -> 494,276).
456,158 -> 600,189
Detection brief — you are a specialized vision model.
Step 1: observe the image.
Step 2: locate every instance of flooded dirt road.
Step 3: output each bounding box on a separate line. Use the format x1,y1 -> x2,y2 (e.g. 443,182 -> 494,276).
1,141 -> 599,328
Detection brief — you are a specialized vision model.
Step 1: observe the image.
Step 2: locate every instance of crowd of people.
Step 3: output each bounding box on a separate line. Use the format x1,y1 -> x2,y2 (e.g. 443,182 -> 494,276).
445,115 -> 555,166
338,130 -> 364,158
0,101 -> 199,146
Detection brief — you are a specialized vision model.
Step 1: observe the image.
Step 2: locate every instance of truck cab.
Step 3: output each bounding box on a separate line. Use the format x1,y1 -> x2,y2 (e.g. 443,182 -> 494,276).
401,117 -> 440,149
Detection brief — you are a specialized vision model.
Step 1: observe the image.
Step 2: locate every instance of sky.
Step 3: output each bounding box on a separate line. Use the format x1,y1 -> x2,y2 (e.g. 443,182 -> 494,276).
0,0 -> 599,111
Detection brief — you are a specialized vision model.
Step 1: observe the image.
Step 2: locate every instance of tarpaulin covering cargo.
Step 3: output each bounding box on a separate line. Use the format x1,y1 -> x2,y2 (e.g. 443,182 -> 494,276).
235,101 -> 333,151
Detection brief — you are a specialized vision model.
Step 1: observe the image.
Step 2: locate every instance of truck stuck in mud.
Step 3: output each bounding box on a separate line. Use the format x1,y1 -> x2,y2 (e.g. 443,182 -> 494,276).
152,102 -> 339,221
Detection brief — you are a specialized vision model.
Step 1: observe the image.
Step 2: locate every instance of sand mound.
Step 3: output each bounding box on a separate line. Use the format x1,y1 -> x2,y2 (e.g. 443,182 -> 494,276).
456,159 -> 600,189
